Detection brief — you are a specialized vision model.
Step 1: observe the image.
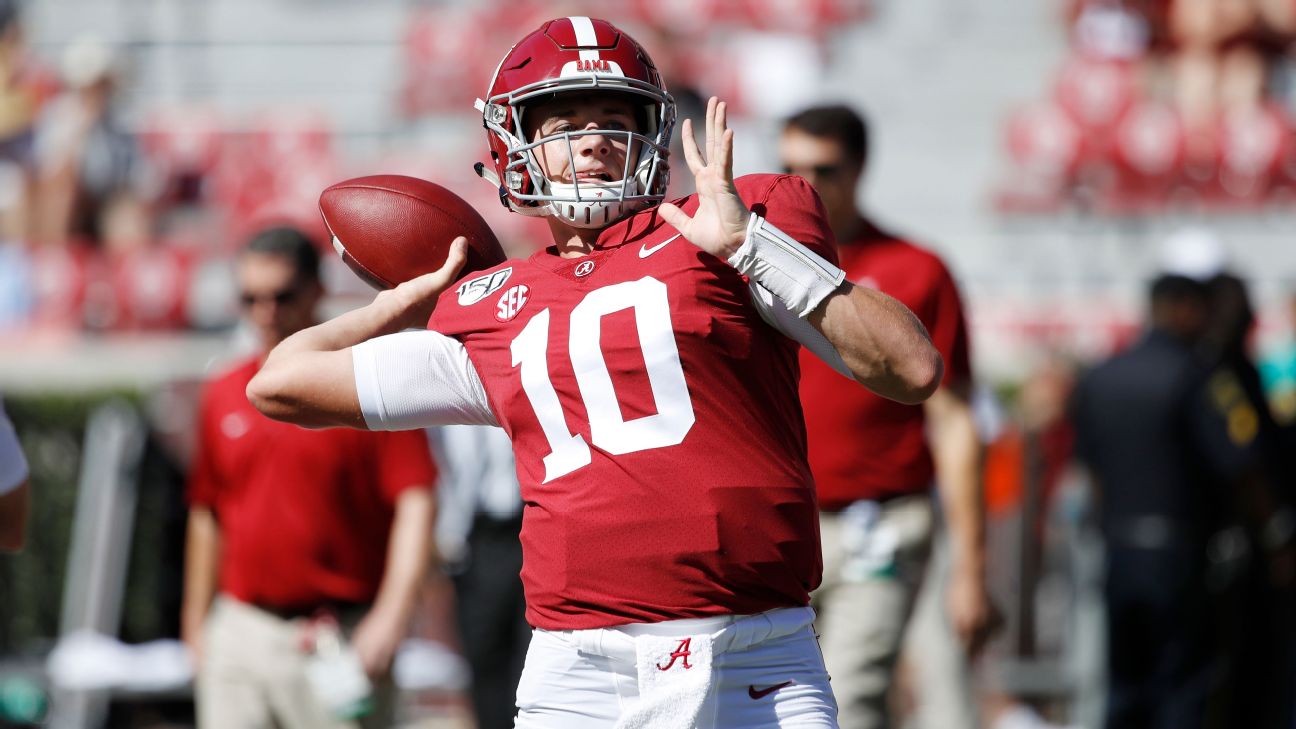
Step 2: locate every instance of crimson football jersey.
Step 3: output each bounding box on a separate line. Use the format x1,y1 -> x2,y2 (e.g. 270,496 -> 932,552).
427,174 -> 837,630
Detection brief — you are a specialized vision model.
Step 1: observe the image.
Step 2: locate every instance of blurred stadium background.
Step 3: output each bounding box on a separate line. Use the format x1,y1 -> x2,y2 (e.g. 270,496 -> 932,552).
0,0 -> 1293,727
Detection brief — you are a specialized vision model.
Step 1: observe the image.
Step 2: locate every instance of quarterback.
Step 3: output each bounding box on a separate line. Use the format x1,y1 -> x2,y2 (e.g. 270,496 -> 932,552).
249,17 -> 940,729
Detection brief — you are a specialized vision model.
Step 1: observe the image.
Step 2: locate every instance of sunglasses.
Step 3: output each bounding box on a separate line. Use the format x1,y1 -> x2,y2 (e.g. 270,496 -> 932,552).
239,287 -> 302,307
782,163 -> 846,179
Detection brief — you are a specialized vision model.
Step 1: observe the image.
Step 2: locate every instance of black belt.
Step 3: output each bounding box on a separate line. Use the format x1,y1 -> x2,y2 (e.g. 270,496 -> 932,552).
253,599 -> 369,621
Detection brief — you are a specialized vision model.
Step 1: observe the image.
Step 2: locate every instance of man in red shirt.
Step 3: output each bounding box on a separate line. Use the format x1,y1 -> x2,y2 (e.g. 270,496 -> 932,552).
182,227 -> 437,729
780,105 -> 994,729
246,17 -> 943,728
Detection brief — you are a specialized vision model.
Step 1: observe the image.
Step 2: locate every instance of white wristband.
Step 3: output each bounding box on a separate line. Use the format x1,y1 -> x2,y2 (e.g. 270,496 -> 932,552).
727,213 -> 845,318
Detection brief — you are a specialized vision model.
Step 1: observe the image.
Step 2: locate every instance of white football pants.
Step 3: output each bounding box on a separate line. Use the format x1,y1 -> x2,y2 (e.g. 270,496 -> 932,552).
513,606 -> 838,728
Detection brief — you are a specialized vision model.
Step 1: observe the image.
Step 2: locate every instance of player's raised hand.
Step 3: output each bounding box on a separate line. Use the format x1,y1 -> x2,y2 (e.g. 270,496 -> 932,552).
657,96 -> 750,260
382,236 -> 467,331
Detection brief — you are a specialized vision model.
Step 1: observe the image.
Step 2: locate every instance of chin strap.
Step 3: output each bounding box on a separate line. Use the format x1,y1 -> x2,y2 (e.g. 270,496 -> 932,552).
475,162 -> 550,219
473,161 -> 501,187
474,161 -> 516,214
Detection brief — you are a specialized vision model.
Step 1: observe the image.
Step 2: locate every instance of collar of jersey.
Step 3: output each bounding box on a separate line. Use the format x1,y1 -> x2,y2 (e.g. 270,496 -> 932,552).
528,192 -> 695,272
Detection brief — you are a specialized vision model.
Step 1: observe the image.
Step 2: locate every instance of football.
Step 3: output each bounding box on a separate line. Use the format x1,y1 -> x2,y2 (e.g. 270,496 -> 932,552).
319,174 -> 506,290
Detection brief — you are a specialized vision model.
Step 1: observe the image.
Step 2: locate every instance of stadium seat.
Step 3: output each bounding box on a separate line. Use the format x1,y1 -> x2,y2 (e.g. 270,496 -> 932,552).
1103,101 -> 1185,214
995,101 -> 1083,214
1273,112 -> 1296,206
28,246 -> 90,331
108,248 -> 194,331
138,106 -> 224,179
1214,103 -> 1287,209
211,109 -> 338,248
249,108 -> 333,163
399,8 -> 487,117
1053,56 -> 1138,163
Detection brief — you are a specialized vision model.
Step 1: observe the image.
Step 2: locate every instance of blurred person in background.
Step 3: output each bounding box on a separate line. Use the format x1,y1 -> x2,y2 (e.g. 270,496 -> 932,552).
778,104 -> 995,729
429,424 -> 528,729
1259,287 -> 1296,428
0,397 -> 29,552
31,33 -> 144,246
0,160 -> 32,327
1199,271 -> 1295,729
182,226 -> 438,729
1070,266 -> 1219,729
0,0 -> 54,171
1069,233 -> 1293,729
0,0 -> 50,329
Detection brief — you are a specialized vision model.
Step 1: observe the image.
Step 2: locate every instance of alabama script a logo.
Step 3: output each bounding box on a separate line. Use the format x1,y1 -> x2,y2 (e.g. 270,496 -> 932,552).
656,638 -> 693,671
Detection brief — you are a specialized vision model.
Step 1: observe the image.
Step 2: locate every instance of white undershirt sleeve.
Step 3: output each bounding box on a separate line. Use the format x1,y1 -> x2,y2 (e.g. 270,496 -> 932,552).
352,330 -> 499,430
748,282 -> 855,381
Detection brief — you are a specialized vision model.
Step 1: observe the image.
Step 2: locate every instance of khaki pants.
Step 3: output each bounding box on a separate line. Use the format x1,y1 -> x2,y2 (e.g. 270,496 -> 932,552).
902,529 -> 978,729
812,495 -> 934,729
197,596 -> 396,729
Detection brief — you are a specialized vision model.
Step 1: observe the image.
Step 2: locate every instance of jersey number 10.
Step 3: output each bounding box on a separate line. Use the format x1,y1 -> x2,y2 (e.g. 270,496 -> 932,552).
509,277 -> 696,482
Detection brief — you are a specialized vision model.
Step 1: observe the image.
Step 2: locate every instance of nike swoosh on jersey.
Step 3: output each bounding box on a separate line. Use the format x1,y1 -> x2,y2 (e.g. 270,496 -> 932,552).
638,234 -> 682,258
748,681 -> 794,699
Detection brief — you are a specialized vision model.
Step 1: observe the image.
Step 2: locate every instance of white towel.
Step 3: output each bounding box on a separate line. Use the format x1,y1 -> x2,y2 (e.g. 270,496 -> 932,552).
615,632 -> 715,729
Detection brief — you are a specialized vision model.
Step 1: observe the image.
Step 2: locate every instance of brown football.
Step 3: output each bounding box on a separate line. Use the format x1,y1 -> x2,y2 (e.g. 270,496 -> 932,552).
319,174 -> 506,290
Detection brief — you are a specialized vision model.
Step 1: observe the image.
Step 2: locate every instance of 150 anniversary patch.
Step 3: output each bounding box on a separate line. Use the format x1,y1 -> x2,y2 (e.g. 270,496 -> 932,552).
457,267 -> 512,305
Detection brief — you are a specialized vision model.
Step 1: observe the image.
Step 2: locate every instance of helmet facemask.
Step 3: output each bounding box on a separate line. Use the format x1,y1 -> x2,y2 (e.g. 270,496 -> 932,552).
482,83 -> 675,228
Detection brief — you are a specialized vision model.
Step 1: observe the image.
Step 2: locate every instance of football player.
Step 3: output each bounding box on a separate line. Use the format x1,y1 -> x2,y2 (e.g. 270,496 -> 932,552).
249,17 -> 941,728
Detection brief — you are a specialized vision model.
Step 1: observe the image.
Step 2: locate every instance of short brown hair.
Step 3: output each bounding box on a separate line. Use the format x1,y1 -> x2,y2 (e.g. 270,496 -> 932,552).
783,104 -> 869,170
243,226 -> 321,283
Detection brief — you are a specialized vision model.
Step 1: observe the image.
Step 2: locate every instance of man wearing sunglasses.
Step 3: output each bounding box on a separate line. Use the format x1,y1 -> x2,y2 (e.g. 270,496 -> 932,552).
780,105 -> 995,729
182,227 -> 438,729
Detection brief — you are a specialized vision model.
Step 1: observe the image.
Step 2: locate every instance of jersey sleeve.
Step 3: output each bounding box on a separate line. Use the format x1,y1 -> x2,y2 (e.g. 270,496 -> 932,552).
734,173 -> 850,370
352,329 -> 499,430
0,403 -> 29,496
741,174 -> 840,266
371,429 -> 439,503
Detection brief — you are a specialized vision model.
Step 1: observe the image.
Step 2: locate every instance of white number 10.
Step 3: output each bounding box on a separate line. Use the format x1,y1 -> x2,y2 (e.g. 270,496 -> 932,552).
509,277 -> 696,482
